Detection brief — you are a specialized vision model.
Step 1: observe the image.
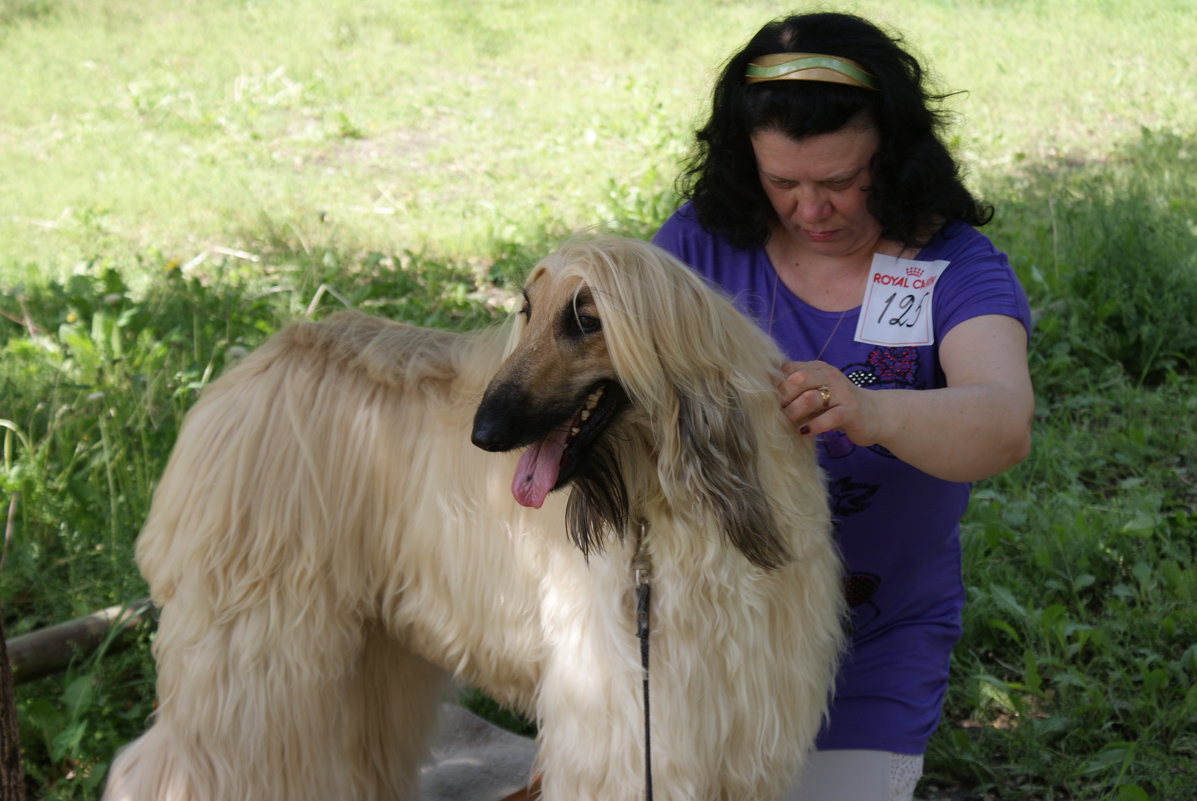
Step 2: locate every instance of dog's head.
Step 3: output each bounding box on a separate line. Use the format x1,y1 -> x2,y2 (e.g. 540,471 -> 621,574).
471,236 -> 799,569
470,249 -> 632,526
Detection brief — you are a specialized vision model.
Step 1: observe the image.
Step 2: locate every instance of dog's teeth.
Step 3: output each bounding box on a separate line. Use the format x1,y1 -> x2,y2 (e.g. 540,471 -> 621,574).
585,392 -> 602,411
570,427 -> 580,436
580,410 -> 591,422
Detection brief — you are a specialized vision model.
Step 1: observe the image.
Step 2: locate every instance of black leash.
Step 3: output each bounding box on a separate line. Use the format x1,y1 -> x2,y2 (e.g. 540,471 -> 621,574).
632,522 -> 653,801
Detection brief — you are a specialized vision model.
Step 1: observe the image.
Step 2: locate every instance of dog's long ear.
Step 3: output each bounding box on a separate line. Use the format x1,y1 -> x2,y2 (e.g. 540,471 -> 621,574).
577,237 -> 794,569
670,385 -> 790,569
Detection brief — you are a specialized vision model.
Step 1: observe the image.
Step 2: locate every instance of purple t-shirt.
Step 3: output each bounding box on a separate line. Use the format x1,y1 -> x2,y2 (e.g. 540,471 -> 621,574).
653,203 -> 1031,754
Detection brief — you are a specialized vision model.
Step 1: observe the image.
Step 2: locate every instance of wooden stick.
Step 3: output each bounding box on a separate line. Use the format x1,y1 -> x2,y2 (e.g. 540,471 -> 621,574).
6,599 -> 154,685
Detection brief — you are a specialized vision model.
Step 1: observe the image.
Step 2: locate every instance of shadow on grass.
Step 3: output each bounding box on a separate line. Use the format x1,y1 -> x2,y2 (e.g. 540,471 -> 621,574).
984,128 -> 1197,390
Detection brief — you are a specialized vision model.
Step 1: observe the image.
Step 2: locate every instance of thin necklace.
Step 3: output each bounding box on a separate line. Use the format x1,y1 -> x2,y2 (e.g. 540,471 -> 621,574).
814,307 -> 849,362
768,265 -> 850,362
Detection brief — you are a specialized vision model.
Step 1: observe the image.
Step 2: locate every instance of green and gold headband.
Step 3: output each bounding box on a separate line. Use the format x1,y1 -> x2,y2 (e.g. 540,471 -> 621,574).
745,52 -> 878,91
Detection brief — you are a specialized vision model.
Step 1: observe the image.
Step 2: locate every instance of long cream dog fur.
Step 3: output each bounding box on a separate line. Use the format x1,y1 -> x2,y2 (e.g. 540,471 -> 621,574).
102,236 -> 844,801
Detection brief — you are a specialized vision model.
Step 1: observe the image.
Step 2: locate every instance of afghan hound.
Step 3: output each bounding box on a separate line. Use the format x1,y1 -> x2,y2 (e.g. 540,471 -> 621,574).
102,236 -> 845,801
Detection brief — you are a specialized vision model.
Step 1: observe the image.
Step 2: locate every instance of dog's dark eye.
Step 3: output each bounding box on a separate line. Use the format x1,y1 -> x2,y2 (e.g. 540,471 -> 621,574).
575,314 -> 601,335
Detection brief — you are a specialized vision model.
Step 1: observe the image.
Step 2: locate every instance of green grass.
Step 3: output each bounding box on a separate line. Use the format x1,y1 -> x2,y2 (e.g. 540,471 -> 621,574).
933,371 -> 1197,799
3,0 -> 1195,281
2,1 -> 1196,799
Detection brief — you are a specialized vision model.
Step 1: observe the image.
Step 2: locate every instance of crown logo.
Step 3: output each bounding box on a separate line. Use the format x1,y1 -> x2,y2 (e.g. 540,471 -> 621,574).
905,266 -> 924,277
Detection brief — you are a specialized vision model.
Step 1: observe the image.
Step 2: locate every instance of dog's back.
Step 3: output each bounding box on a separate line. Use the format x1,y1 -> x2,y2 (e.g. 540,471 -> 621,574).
136,312 -> 504,607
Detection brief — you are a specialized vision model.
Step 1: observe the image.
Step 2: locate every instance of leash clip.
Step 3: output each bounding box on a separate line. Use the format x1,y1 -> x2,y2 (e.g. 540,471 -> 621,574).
635,581 -> 651,640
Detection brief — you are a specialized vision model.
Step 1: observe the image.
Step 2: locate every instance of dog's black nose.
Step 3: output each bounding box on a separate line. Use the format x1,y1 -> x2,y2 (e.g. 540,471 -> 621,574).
470,418 -> 509,452
471,400 -> 519,451
472,379 -> 526,452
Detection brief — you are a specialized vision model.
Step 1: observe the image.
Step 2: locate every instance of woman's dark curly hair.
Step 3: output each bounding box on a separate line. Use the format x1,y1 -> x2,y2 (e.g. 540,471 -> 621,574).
678,12 -> 992,250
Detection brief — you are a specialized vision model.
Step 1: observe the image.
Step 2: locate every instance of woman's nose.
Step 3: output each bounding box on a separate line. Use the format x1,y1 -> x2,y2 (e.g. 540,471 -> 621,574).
793,187 -> 831,222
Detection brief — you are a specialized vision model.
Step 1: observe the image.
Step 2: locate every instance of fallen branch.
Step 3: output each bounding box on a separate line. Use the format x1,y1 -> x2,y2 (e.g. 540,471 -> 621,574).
6,598 -> 155,685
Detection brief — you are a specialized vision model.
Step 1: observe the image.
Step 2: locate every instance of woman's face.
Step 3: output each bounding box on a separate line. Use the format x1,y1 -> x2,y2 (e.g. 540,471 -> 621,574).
751,122 -> 883,259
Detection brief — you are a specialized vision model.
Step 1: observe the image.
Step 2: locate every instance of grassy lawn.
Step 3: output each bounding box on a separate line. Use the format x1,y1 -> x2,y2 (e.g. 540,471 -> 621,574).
2,1 -> 1196,798
2,0 -> 1194,281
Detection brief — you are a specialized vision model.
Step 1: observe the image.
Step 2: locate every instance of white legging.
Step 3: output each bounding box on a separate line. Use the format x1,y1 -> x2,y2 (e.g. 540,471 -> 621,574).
782,750 -> 924,801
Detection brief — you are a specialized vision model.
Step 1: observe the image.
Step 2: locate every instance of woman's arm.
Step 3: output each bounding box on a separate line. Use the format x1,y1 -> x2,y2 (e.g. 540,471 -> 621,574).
779,314 -> 1033,483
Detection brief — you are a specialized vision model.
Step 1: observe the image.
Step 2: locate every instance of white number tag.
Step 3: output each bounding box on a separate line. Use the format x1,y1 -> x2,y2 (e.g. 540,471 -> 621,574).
853,254 -> 950,347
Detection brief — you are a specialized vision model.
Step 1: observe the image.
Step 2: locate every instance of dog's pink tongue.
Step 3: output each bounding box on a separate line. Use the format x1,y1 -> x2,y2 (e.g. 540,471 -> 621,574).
512,430 -> 568,508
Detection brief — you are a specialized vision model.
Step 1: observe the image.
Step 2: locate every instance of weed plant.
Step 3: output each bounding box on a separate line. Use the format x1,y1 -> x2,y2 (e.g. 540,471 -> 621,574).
986,131 -> 1197,389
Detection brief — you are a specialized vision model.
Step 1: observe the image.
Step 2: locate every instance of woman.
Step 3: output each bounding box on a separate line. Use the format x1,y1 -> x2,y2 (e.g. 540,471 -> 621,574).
652,12 -> 1033,801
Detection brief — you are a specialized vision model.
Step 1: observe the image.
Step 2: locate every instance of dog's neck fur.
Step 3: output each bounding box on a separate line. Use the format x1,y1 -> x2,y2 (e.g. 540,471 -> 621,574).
563,421 -> 658,559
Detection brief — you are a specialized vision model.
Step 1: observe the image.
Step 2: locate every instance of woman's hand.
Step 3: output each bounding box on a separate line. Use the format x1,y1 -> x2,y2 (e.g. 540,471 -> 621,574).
777,314 -> 1034,483
779,360 -> 881,445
